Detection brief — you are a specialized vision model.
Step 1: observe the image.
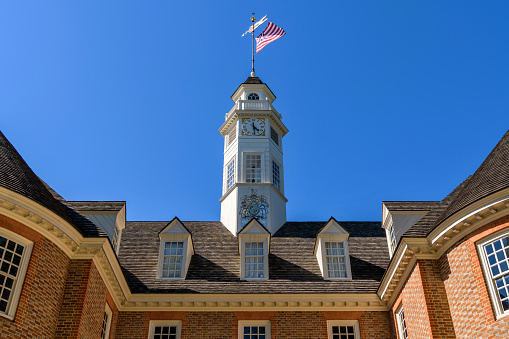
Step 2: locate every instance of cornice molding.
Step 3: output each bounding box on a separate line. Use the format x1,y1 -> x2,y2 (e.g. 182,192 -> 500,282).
378,189 -> 509,307
219,111 -> 288,137
122,293 -> 387,312
219,183 -> 288,203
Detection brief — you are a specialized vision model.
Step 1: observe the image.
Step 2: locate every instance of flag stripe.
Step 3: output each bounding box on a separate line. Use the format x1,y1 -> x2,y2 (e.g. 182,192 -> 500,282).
255,22 -> 286,54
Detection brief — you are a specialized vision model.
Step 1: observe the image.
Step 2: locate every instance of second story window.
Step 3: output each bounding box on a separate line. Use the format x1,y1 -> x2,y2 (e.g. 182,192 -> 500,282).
396,306 -> 408,339
245,242 -> 265,279
248,93 -> 260,100
227,158 -> 235,190
272,161 -> 280,189
325,241 -> 347,278
246,154 -> 262,183
162,241 -> 184,278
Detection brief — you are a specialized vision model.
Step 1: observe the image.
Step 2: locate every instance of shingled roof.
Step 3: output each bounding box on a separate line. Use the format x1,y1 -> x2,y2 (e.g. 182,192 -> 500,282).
118,220 -> 389,294
383,201 -> 440,212
67,201 -> 125,212
433,129 -> 509,227
0,131 -> 106,237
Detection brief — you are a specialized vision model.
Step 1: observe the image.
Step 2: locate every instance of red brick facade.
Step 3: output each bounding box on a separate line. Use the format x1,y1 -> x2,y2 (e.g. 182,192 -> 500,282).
0,215 -> 70,339
116,310 -> 393,339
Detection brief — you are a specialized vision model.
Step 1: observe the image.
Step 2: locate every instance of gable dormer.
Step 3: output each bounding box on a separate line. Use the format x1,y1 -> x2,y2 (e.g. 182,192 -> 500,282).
238,218 -> 271,280
315,217 -> 352,280
157,217 -> 194,279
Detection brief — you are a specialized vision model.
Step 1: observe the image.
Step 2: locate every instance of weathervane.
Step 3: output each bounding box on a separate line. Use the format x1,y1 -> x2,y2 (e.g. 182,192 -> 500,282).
241,14 -> 287,77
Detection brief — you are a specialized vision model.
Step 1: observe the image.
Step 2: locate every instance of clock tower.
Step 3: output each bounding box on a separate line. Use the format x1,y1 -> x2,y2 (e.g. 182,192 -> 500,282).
219,76 -> 288,235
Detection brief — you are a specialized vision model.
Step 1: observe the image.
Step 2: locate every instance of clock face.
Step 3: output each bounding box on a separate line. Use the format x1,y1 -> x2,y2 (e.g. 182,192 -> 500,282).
242,118 -> 265,136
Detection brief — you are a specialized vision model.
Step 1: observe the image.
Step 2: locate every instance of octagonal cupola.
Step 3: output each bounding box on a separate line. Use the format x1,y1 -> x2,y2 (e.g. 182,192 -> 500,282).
219,76 -> 289,236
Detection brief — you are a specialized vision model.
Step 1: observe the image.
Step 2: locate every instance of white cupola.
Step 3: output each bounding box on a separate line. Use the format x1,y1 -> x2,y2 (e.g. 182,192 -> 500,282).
219,76 -> 289,235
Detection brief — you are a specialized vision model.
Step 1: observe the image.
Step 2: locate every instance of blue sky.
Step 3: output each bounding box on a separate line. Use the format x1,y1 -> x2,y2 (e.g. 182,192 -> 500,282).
2,1 -> 508,222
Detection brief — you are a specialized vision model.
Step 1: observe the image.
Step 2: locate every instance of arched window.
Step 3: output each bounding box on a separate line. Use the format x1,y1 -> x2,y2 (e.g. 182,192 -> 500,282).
247,93 -> 260,100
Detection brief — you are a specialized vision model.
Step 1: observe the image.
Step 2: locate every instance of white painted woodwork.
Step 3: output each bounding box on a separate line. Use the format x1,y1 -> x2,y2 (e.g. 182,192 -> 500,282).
220,80 -> 288,235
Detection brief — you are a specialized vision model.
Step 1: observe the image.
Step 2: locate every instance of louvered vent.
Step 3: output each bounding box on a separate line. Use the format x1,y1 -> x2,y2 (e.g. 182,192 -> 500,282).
270,127 -> 279,145
228,125 -> 237,146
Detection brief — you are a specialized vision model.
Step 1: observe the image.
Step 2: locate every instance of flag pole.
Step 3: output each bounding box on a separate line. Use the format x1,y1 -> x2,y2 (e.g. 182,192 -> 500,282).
251,13 -> 256,77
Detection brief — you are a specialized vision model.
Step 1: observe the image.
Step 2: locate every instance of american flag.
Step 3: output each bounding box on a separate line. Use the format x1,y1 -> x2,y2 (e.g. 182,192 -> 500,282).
255,22 -> 286,54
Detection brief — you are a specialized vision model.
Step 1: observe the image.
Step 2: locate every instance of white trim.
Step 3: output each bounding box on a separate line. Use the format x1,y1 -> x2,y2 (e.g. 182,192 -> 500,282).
316,235 -> 352,280
148,320 -> 182,339
396,305 -> 408,339
157,237 -> 189,280
238,320 -> 270,339
476,227 -> 509,319
101,303 -> 113,339
239,235 -> 269,281
327,320 -> 360,339
0,227 -> 33,320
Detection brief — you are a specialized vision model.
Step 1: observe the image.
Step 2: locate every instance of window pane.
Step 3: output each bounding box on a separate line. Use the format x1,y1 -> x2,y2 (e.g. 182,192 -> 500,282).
325,242 -> 348,278
162,242 -> 184,278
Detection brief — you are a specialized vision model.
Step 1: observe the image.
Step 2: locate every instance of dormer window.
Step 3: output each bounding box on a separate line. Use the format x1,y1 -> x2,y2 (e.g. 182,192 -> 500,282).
248,93 -> 260,100
162,241 -> 184,278
324,241 -> 347,278
238,219 -> 270,280
157,218 -> 194,279
315,218 -> 352,280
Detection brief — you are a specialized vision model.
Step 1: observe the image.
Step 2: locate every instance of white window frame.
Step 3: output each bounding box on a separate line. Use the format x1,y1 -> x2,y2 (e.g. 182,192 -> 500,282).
327,320 -> 360,339
388,224 -> 396,255
272,159 -> 280,190
148,320 -> 182,339
477,228 -> 509,319
396,305 -> 408,339
226,157 -> 236,190
317,236 -> 352,280
239,235 -> 269,281
157,236 -> 189,280
0,228 -> 33,320
238,320 -> 270,339
101,303 -> 113,339
244,153 -> 263,184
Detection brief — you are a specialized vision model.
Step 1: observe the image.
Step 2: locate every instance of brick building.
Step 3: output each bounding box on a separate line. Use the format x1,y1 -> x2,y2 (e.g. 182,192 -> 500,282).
1,76 -> 509,338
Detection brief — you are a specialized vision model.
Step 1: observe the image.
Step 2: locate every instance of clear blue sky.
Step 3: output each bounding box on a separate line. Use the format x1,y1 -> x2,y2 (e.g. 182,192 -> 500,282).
2,1 -> 508,222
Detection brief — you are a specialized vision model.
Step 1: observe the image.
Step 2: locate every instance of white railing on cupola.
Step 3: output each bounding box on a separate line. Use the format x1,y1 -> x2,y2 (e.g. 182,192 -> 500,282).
226,100 -> 281,120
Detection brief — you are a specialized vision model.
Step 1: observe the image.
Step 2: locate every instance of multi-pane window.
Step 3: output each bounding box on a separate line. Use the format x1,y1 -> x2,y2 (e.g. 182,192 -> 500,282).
396,307 -> 408,339
112,226 -> 121,252
246,154 -> 262,183
227,158 -> 235,190
242,325 -> 267,339
325,242 -> 347,278
270,127 -> 279,146
245,242 -> 264,278
153,326 -> 178,339
162,242 -> 184,278
248,93 -> 260,100
389,225 -> 396,253
484,235 -> 509,311
0,236 -> 25,314
272,161 -> 280,189
330,325 -> 355,339
100,304 -> 112,339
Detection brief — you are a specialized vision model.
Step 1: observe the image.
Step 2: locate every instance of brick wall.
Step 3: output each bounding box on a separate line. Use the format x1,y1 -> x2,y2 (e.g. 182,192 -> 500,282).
116,310 -> 394,339
0,216 -> 71,339
440,215 -> 509,338
392,262 -> 433,339
55,259 -> 107,339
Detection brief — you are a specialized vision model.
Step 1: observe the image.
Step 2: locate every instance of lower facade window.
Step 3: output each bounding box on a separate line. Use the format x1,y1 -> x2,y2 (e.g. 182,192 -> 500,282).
327,320 -> 360,339
478,231 -> 509,317
239,320 -> 270,339
396,305 -> 408,339
100,304 -> 113,339
0,230 -> 32,319
148,320 -> 182,339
